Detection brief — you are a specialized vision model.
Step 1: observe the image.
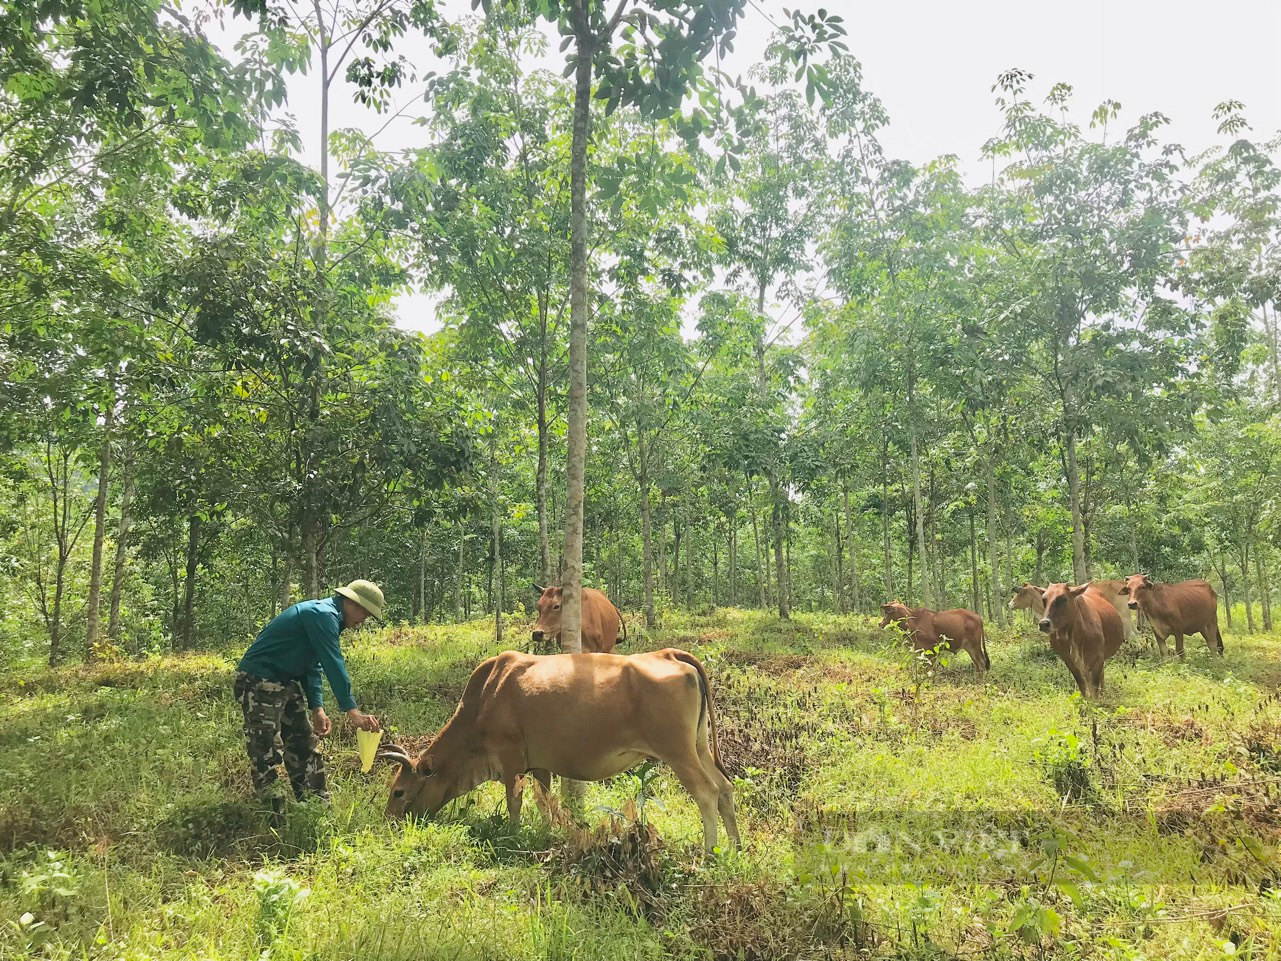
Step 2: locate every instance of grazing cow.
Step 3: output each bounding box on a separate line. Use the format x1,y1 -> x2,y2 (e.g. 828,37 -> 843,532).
377,648 -> 739,854
1037,582 -> 1124,698
1010,580 -> 1137,640
879,602 -> 990,674
1120,575 -> 1224,658
531,585 -> 626,654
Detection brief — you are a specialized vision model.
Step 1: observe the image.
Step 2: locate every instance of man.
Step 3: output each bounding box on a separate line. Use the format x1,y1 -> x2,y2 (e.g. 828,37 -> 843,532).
234,579 -> 383,814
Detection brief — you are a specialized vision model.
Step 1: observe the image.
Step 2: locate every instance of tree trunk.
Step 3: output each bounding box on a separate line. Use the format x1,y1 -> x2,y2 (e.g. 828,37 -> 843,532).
833,510 -> 845,614
908,380 -> 931,607
728,520 -> 737,608
558,1 -> 594,656
984,455 -> 1005,627
771,477 -> 790,620
490,427 -> 504,644
1257,549 -> 1272,632
180,514 -> 201,650
881,459 -> 894,600
85,394 -> 115,660
750,483 -> 767,608
1034,529 -> 1045,586
1064,430 -> 1089,584
671,513 -> 683,610
1214,556 -> 1233,630
536,297 -> 554,587
107,441 -> 135,645
969,507 -> 979,615
455,524 -> 466,622
417,530 -> 428,624
1239,543 -> 1255,634
640,450 -> 657,628
841,482 -> 861,613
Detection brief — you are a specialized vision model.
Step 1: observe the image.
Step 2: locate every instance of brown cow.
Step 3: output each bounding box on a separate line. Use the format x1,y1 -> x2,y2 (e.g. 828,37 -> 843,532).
1120,575 -> 1223,658
879,602 -> 990,674
531,585 -> 626,654
1010,580 -> 1136,640
1037,582 -> 1124,698
377,649 -> 739,854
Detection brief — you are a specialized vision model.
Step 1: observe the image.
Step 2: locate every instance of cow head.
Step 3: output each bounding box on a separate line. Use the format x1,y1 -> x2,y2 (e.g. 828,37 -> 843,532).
1120,574 -> 1151,611
1038,582 -> 1089,633
379,743 -> 475,820
880,601 -> 912,630
531,584 -> 562,648
1009,583 -> 1046,614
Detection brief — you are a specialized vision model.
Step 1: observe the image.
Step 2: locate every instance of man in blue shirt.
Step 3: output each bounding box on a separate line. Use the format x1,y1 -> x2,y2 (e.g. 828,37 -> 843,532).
234,579 -> 384,813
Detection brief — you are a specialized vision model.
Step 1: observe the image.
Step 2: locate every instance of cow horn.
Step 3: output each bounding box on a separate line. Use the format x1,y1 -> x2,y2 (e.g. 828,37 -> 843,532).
376,747 -> 415,771
533,583 -> 545,594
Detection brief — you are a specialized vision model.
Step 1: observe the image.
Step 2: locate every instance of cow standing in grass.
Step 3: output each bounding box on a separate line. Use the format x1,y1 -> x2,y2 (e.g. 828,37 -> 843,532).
1036,582 -> 1124,698
378,648 -> 739,854
879,602 -> 990,674
531,585 -> 626,653
1121,574 -> 1224,658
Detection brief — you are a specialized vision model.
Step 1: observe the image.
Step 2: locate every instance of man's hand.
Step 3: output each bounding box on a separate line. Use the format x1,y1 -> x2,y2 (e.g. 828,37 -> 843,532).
311,707 -> 332,737
347,708 -> 380,732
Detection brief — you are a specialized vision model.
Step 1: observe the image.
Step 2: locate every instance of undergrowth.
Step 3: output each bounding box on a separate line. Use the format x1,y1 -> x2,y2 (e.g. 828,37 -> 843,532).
2,608 -> 1280,960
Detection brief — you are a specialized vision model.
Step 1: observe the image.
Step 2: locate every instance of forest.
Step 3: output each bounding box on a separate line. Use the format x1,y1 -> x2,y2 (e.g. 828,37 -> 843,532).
5,3 -> 1281,960
3,1 -> 1281,665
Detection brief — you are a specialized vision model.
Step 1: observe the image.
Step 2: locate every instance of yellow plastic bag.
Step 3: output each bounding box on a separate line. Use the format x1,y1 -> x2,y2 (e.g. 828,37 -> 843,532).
357,727 -> 383,773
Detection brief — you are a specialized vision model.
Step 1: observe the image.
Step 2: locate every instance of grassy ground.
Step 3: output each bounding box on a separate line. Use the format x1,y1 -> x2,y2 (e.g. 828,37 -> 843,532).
2,609 -> 1280,960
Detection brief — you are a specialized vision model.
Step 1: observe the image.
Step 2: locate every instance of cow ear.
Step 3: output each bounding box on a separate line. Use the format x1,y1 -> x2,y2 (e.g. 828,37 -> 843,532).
1037,587 -> 1047,599
416,754 -> 435,777
1119,585 -> 1130,595
1069,584 -> 1090,598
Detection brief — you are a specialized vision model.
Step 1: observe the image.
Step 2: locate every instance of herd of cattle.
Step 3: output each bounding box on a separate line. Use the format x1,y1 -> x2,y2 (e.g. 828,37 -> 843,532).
881,574 -> 1224,698
375,576 -> 1226,853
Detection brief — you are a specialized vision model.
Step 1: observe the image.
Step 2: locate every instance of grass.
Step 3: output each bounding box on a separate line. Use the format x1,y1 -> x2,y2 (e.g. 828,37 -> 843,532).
2,608 -> 1280,960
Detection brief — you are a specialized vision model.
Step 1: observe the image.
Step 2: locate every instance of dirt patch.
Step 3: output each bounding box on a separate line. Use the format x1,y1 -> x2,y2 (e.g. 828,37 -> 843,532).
1118,711 -> 1211,747
716,650 -> 811,674
1147,776 -> 1281,840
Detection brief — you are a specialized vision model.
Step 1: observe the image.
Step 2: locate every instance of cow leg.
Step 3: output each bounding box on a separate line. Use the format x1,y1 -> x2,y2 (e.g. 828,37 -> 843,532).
694,737 -> 741,851
1090,661 -> 1105,697
1173,632 -> 1185,659
1152,630 -> 1169,658
1062,657 -> 1089,698
668,754 -> 724,854
1203,625 -> 1223,656
503,771 -> 524,828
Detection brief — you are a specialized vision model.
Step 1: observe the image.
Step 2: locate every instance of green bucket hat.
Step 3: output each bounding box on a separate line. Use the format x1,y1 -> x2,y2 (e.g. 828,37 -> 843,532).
336,579 -> 385,621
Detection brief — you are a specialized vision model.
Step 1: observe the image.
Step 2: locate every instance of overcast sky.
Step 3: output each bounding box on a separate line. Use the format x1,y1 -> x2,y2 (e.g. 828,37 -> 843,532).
203,0 -> 1281,333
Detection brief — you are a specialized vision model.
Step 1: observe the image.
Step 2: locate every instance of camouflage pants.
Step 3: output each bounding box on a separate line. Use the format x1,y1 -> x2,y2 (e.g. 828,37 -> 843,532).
233,672 -> 328,803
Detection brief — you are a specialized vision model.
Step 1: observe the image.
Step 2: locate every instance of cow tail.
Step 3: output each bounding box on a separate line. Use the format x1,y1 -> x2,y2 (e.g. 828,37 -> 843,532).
670,650 -> 728,779
981,626 -> 991,672
617,602 -> 628,647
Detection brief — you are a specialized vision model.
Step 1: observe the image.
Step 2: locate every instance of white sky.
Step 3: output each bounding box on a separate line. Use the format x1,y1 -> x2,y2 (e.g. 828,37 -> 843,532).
201,0 -> 1281,334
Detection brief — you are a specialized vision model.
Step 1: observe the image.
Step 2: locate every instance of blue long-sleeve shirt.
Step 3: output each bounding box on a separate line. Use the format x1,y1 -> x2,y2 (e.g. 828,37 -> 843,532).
237,595 -> 358,712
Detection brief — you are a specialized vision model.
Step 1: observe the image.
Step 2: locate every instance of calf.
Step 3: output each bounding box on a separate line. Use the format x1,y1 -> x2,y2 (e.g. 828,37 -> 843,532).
1120,575 -> 1223,658
1037,583 -> 1124,698
1010,580 -> 1136,640
531,585 -> 626,654
378,648 -> 739,854
879,602 -> 990,674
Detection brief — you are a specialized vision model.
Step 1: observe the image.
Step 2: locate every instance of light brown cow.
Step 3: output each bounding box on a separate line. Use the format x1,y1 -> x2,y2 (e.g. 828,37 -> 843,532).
531,585 -> 626,654
377,648 -> 739,854
1010,580 -> 1136,640
1120,574 -> 1224,658
879,602 -> 990,674
1037,582 -> 1124,698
